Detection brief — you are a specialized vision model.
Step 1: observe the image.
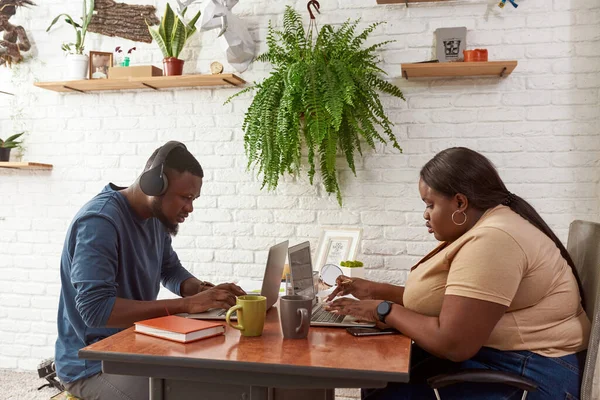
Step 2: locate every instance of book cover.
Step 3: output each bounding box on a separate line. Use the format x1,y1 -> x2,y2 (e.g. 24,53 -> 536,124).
134,315 -> 225,343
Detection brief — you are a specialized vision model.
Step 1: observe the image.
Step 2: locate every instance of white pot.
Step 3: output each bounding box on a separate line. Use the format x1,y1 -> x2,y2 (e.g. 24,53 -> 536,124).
66,54 -> 89,80
340,266 -> 364,279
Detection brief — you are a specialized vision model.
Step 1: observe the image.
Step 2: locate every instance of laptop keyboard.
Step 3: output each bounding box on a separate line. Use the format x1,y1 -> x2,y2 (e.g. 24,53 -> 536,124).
217,309 -> 237,317
311,304 -> 346,324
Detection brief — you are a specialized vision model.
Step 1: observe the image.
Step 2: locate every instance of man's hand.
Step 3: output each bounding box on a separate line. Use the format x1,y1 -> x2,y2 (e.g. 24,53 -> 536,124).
185,289 -> 237,314
211,282 -> 246,297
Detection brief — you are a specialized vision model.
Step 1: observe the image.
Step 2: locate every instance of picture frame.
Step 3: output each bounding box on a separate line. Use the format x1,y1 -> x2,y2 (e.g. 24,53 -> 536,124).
89,51 -> 113,80
435,27 -> 467,62
314,228 -> 362,273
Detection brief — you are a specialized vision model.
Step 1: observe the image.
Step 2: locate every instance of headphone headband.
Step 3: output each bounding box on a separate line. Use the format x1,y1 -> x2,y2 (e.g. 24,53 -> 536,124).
147,141 -> 186,172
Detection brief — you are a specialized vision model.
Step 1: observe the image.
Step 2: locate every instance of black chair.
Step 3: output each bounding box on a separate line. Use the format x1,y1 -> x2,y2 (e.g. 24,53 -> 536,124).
427,220 -> 600,400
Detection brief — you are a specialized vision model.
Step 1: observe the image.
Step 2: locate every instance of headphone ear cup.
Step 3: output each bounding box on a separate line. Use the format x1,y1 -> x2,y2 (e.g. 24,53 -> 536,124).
158,173 -> 169,196
139,165 -> 164,196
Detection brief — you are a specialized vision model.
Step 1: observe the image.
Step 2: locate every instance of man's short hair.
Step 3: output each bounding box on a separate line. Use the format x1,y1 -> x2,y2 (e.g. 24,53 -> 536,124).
144,145 -> 204,178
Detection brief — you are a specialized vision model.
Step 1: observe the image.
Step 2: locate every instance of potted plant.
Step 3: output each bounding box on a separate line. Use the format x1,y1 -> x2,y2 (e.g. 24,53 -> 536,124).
339,260 -> 365,279
46,0 -> 95,80
0,132 -> 24,161
226,7 -> 405,206
147,3 -> 201,76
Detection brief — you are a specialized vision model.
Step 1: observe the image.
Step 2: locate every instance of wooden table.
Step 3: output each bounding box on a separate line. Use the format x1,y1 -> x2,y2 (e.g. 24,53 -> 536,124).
80,307 -> 411,400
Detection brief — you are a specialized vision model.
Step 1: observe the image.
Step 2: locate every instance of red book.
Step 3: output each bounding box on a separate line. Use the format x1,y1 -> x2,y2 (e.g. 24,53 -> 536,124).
134,315 -> 225,343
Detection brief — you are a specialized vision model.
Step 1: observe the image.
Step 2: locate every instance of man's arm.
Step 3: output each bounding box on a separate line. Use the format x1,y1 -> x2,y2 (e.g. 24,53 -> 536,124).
71,217 -> 237,329
180,277 -> 212,297
105,289 -> 237,328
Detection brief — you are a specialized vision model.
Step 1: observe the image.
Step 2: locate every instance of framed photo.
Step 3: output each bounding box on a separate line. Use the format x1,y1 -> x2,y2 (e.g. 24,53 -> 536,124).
315,228 -> 362,272
435,27 -> 467,62
89,51 -> 113,79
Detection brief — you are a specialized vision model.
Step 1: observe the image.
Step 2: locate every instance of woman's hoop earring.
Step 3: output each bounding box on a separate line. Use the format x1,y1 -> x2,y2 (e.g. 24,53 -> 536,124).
452,210 -> 468,226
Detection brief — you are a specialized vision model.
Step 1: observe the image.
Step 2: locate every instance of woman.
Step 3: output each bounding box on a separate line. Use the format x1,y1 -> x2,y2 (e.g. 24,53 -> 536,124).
325,147 -> 590,400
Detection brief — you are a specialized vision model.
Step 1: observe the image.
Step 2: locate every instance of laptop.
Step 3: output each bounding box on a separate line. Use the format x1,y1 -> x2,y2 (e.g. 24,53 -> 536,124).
288,241 -> 375,328
184,240 -> 288,320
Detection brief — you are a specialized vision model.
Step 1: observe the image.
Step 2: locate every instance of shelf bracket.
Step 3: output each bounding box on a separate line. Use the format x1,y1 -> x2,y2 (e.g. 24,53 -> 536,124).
222,77 -> 238,86
141,82 -> 159,90
63,85 -> 85,93
499,67 -> 507,77
402,70 -> 409,80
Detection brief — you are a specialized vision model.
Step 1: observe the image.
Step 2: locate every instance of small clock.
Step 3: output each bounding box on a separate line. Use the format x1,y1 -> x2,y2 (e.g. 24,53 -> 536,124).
210,61 -> 224,74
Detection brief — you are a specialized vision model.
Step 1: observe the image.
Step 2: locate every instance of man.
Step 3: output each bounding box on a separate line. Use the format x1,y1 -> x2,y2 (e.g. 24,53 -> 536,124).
55,142 -> 245,400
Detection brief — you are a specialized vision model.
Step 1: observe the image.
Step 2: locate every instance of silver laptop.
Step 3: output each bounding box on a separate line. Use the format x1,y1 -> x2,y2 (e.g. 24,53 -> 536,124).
288,241 -> 375,328
185,240 -> 288,320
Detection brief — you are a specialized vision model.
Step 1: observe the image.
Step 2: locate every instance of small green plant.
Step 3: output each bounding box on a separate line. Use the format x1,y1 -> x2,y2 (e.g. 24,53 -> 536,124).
226,6 -> 405,205
0,132 -> 24,148
340,261 -> 364,268
46,0 -> 95,54
147,3 -> 201,59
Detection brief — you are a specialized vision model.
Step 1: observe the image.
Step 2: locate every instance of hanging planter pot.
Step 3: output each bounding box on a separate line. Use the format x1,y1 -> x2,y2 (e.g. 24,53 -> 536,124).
226,5 -> 405,206
163,57 -> 185,76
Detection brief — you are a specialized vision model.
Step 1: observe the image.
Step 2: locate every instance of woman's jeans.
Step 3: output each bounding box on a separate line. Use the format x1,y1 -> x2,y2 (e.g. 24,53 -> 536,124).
362,345 -> 586,400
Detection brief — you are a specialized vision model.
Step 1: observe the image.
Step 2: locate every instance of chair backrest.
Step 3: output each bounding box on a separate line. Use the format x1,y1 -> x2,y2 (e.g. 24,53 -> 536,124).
566,220 -> 600,400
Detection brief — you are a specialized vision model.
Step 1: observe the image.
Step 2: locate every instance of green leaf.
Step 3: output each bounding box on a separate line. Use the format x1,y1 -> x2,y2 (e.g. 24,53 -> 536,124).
170,17 -> 186,58
161,3 -> 176,56
148,26 -> 169,58
46,13 -> 76,32
4,132 -> 23,143
185,10 -> 202,40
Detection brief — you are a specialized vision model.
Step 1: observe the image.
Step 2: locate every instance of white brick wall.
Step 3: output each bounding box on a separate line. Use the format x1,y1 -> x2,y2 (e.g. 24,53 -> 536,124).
1,0 -> 599,372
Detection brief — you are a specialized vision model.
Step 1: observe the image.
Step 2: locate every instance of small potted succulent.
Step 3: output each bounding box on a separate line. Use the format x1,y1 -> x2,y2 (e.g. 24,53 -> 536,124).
339,260 -> 365,279
0,132 -> 24,161
46,0 -> 95,80
147,3 -> 201,76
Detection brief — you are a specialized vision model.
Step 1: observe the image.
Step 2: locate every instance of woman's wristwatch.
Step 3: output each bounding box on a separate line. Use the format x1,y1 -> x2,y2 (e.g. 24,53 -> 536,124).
376,301 -> 395,323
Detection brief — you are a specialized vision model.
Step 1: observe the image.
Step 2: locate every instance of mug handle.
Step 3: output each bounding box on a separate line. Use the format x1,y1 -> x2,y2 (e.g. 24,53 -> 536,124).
226,305 -> 244,331
296,308 -> 309,334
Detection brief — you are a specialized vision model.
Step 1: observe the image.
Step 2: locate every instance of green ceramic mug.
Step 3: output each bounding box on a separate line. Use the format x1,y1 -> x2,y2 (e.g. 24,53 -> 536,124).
226,295 -> 267,337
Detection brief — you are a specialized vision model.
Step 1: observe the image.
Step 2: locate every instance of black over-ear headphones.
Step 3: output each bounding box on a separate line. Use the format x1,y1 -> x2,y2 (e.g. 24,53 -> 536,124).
139,141 -> 187,196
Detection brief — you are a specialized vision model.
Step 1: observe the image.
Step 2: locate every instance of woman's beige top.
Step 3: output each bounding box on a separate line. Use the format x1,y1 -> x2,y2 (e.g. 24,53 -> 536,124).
403,205 -> 590,357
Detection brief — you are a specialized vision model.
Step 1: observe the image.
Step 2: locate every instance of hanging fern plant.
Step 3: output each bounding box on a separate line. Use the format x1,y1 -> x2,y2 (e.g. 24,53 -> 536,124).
227,6 -> 405,205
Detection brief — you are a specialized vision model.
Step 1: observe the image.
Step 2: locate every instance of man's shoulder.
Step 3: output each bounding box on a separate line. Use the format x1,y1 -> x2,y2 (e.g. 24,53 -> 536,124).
73,188 -> 126,226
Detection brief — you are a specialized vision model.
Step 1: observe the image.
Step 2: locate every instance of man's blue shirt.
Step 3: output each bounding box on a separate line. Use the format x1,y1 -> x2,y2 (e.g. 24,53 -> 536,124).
55,184 -> 193,383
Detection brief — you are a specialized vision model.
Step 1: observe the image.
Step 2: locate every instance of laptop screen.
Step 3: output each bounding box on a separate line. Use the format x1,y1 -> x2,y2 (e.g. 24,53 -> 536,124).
288,241 -> 316,301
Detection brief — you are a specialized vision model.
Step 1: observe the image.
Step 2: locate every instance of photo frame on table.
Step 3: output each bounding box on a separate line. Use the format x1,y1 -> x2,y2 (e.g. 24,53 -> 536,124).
314,228 -> 362,272
89,51 -> 113,79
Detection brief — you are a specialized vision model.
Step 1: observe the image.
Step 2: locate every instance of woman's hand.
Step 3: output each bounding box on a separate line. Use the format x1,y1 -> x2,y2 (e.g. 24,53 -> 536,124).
324,298 -> 380,322
325,275 -> 378,301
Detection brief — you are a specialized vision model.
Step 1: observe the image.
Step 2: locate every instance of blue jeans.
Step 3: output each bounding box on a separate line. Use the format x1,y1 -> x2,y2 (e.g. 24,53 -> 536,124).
362,345 -> 586,400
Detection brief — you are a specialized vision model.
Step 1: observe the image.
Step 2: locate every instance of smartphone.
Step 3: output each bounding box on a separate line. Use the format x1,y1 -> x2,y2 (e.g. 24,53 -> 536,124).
346,327 -> 398,337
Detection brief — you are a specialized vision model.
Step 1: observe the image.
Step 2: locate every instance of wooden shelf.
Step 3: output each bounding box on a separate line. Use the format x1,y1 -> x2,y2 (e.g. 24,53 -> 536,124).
0,162 -> 53,170
377,0 -> 448,3
401,61 -> 518,79
34,73 -> 245,93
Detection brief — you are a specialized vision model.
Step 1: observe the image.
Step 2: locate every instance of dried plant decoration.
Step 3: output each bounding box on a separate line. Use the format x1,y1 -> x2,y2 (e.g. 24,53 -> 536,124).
88,0 -> 159,43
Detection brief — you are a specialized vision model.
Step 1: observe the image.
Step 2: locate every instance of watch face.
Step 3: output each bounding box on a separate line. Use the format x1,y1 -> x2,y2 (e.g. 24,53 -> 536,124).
377,301 -> 391,316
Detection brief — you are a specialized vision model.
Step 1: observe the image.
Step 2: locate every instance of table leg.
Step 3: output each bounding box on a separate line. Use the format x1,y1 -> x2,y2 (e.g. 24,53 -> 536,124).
150,377 -> 163,400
